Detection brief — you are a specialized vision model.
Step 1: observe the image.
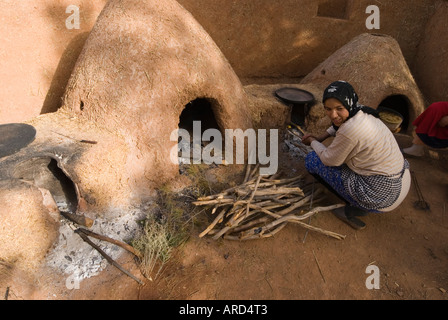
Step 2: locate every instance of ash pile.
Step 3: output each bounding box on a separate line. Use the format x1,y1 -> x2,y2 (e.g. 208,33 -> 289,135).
45,206 -> 146,283
283,125 -> 313,160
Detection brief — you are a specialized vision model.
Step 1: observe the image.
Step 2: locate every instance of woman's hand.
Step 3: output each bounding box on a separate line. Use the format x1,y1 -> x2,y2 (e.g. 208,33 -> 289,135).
302,134 -> 317,146
302,131 -> 331,146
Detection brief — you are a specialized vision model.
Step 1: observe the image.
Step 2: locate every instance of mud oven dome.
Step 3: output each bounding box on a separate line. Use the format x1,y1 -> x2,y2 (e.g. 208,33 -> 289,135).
0,0 -> 427,286
0,0 -> 254,280
298,33 -> 425,134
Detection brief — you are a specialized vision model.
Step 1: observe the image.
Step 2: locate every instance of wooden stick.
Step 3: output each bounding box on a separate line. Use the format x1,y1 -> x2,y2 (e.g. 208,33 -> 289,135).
243,162 -> 252,183
303,179 -> 315,243
235,187 -> 304,197
77,228 -> 142,259
238,222 -> 288,240
238,204 -> 346,240
196,170 -> 346,241
249,163 -> 260,179
290,122 -> 306,135
243,179 -> 303,190
313,250 -> 326,283
270,196 -> 305,205
274,195 -> 313,216
256,220 -> 288,238
213,208 -> 262,240
196,176 -> 260,201
206,196 -> 309,238
287,128 -> 303,139
199,207 -> 228,238
228,216 -> 272,234
60,211 -> 94,228
227,207 -> 246,226
51,131 -> 97,144
290,220 -> 345,240
268,204 -> 345,227
246,175 -> 262,216
260,175 -> 303,185
264,171 -> 283,181
246,203 -> 283,219
192,197 -> 235,206
74,229 -> 144,285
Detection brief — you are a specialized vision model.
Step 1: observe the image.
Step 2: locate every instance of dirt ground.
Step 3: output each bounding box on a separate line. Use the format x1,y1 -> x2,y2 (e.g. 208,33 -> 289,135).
8,133 -> 446,302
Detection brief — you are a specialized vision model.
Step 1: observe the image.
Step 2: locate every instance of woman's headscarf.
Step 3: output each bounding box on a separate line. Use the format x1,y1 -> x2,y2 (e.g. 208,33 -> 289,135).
323,80 -> 379,130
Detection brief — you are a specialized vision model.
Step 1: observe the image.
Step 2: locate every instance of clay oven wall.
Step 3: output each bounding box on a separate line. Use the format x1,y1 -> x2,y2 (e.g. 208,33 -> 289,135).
61,0 -> 252,194
301,33 -> 426,134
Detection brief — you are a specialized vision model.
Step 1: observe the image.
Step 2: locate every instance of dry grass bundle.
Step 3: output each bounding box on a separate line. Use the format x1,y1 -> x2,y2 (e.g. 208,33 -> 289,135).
131,218 -> 173,281
193,164 -> 346,241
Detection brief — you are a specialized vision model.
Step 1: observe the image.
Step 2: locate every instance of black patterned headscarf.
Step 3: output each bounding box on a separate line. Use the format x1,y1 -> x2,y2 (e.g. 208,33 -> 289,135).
323,81 -> 379,130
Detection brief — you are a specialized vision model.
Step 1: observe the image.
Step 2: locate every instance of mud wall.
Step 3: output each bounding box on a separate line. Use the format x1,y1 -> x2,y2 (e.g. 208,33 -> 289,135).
0,0 -> 107,124
0,0 -> 442,124
179,0 -> 436,80
413,0 -> 448,104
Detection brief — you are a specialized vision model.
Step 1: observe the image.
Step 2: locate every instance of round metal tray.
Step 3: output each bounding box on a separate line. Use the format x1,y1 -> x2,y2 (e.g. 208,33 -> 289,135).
275,87 -> 315,104
0,123 -> 36,159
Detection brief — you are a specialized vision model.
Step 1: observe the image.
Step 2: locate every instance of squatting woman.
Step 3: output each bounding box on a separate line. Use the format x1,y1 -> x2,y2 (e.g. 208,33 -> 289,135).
302,81 -> 411,230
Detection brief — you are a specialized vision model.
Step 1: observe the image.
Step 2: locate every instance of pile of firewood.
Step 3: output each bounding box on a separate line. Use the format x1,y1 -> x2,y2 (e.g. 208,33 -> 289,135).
193,164 -> 346,241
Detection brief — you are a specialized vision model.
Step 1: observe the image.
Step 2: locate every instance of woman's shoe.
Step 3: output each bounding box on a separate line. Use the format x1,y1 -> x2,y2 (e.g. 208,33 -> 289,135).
402,144 -> 424,157
332,207 -> 366,230
346,205 -> 369,217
